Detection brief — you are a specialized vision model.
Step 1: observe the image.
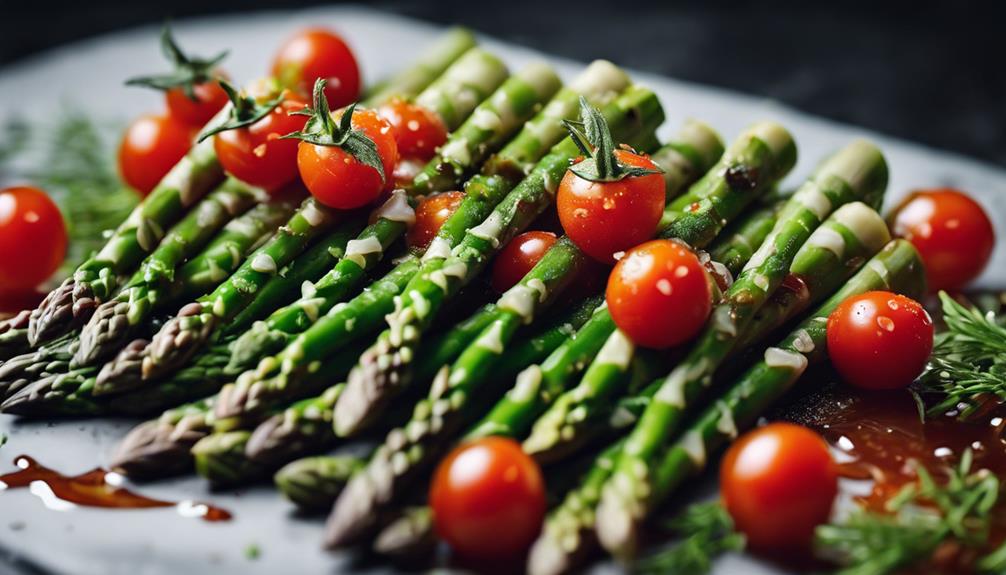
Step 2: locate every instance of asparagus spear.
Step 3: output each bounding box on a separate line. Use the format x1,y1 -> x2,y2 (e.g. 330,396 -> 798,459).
0,311 -> 31,360
465,124 -> 793,445
596,240 -> 924,558
244,384 -> 345,467
213,84 -> 656,429
28,114 -> 227,345
75,178 -> 265,366
595,140 -> 889,558
527,201 -> 891,465
373,506 -> 437,557
332,86 -> 662,439
275,455 -> 364,511
1,201 -> 294,411
361,28 -> 477,106
228,61 -> 564,367
192,430 -> 266,487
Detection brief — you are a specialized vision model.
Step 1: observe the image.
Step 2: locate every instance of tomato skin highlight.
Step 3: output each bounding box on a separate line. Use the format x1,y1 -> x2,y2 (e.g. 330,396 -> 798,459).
118,114 -> 195,196
213,97 -> 308,193
827,291 -> 933,391
378,98 -> 448,161
890,188 -> 995,291
296,107 -> 398,209
491,231 -> 558,293
557,149 -> 665,263
430,437 -> 546,560
408,191 -> 465,251
606,239 -> 712,349
271,28 -> 361,110
165,80 -> 229,127
720,423 -> 838,552
0,186 -> 68,293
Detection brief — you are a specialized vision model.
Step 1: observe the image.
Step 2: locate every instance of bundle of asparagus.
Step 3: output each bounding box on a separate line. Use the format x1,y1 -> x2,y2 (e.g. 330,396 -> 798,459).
0,22 -> 955,575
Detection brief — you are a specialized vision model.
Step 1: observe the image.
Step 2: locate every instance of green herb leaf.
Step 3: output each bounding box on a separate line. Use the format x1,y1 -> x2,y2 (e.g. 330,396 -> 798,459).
633,501 -> 745,575
125,24 -> 227,101
281,78 -> 386,184
562,95 -> 662,183
196,80 -> 284,142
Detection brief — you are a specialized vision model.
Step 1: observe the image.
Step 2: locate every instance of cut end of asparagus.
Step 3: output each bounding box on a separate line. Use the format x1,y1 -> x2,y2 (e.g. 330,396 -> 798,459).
110,418 -> 208,479
594,487 -> 640,560
677,120 -> 727,171
736,121 -> 797,179
570,60 -> 631,105
815,139 -> 889,208
27,279 -> 78,346
515,61 -> 563,101
830,201 -> 892,255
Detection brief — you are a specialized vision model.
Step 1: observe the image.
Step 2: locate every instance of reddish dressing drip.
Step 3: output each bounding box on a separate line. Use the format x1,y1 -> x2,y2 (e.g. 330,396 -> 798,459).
0,455 -> 231,521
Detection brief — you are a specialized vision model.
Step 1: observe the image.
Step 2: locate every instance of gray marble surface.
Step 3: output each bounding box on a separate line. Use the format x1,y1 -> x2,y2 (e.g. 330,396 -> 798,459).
0,5 -> 1004,574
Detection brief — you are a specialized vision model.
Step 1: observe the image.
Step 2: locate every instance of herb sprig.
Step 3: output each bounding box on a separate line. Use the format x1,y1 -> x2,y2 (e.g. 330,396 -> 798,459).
633,501 -> 745,575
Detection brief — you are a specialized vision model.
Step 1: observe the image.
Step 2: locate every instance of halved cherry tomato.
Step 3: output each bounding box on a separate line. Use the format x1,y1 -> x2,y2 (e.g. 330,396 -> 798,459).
165,79 -> 230,127
721,422 -> 838,552
272,28 -> 360,110
408,191 -> 464,251
118,114 -> 195,196
827,290 -> 933,390
606,239 -> 712,349
491,231 -> 558,293
890,188 -> 995,291
430,437 -> 546,560
557,149 -> 665,263
214,96 -> 308,193
0,186 -> 67,293
378,97 -> 448,161
297,107 -> 398,209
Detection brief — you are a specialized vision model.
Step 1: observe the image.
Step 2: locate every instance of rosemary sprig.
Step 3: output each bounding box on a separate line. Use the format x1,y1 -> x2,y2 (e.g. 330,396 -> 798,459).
816,450 -> 1003,575
633,501 -> 745,575
920,292 -> 1006,418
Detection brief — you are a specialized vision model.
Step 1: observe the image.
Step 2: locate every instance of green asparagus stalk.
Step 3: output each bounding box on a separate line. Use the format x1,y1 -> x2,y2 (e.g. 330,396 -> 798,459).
213,83 -> 654,429
373,506 -> 438,557
0,311 -> 31,360
227,61 -> 564,366
75,178 -> 265,366
191,430 -> 266,487
361,28 -> 477,106
275,455 -> 364,511
332,86 -> 662,440
408,47 -> 509,132
596,140 -> 890,558
707,200 -> 782,275
596,239 -> 924,558
29,114 -> 227,345
109,397 -> 217,478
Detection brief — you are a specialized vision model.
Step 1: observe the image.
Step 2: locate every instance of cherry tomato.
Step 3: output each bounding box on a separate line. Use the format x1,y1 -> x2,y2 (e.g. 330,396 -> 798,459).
165,79 -> 229,127
0,289 -> 44,314
118,114 -> 195,196
430,437 -> 546,560
408,191 -> 464,251
606,239 -> 712,349
214,96 -> 308,193
378,98 -> 448,161
890,188 -> 995,291
272,28 -> 361,110
0,186 -> 68,293
827,291 -> 933,390
720,422 -> 838,552
297,107 -> 398,209
491,231 -> 558,293
557,149 -> 665,263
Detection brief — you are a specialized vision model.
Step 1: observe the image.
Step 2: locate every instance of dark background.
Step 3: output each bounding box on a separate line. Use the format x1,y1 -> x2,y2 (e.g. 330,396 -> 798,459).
1,0 -> 1004,166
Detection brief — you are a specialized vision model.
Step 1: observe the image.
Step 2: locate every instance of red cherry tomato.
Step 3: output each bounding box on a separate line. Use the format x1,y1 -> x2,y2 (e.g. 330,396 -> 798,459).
297,107 -> 398,209
890,188 -> 995,291
0,186 -> 68,293
378,97 -> 448,161
214,96 -> 308,193
606,239 -> 712,349
165,79 -> 229,127
408,191 -> 464,251
272,28 -> 361,110
118,114 -> 195,196
557,149 -> 665,263
826,291 -> 933,390
491,231 -> 558,293
720,422 -> 838,552
430,437 -> 546,560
